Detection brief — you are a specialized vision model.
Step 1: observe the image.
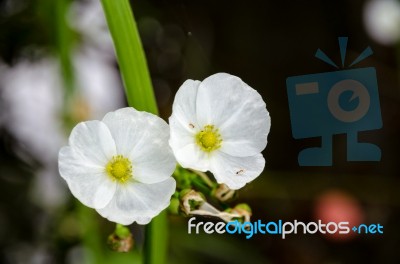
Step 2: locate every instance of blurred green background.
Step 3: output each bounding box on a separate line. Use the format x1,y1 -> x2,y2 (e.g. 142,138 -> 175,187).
1,0 -> 400,263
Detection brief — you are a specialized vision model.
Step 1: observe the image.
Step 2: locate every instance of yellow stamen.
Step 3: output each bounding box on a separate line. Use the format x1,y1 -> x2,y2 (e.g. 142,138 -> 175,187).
106,155 -> 132,183
195,125 -> 222,152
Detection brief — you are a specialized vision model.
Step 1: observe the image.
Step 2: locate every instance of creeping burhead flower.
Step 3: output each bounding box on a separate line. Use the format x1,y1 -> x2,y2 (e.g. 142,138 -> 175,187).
58,107 -> 176,225
169,73 -> 270,190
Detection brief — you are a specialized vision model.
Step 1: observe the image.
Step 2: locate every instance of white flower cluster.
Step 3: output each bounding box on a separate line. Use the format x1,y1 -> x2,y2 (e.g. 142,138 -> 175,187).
59,73 -> 271,225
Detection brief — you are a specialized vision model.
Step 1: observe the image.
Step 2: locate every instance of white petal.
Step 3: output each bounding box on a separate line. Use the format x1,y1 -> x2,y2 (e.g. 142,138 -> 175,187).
169,80 -> 201,159
173,143 -> 210,172
101,107 -> 143,157
97,178 -> 176,225
169,80 -> 215,172
169,115 -> 196,150
169,87 -> 203,171
68,120 -> 117,165
171,79 -> 201,130
210,152 -> 265,190
131,124 -> 177,184
103,107 -> 176,184
195,73 -> 243,126
219,99 -> 270,157
59,146 -> 117,208
168,80 -> 201,170
196,73 -> 270,156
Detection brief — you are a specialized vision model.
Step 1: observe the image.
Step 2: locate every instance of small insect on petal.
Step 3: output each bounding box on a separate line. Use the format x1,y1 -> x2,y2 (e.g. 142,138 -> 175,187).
236,169 -> 245,175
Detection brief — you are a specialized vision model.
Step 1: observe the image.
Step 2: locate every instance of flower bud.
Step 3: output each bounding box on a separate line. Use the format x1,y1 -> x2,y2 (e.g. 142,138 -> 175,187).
107,224 -> 134,252
179,189 -> 205,215
227,203 -> 252,223
169,197 -> 180,215
212,184 -> 237,202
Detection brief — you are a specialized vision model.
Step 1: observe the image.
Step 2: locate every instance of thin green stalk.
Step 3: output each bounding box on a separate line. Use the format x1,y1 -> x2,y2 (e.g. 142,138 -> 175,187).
100,1 -> 167,264
190,169 -> 214,188
143,211 -> 168,264
77,203 -> 105,264
100,0 -> 158,115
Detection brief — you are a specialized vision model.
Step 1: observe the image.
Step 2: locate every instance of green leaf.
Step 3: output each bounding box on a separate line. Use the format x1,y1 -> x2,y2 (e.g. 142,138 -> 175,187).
100,0 -> 158,115
100,1 -> 166,264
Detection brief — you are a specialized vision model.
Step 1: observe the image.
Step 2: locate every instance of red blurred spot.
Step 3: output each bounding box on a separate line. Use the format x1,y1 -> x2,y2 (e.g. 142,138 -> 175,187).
314,190 -> 364,241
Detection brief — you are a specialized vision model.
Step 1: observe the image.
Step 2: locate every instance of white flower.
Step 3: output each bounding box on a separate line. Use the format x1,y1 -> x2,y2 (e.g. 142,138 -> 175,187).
58,107 -> 177,225
169,73 -> 270,190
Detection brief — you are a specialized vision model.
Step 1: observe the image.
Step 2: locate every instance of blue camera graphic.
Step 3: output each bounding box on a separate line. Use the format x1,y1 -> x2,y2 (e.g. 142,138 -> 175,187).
286,38 -> 382,166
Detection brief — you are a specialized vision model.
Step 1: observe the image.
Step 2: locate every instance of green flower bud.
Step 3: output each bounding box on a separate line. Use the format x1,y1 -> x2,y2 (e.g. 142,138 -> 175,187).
107,224 -> 134,252
169,197 -> 180,215
227,203 -> 252,223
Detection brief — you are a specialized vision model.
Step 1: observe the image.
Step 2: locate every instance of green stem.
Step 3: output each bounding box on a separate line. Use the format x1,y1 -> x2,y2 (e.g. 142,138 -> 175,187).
190,169 -> 214,188
100,1 -> 167,263
77,203 -> 105,264
100,0 -> 158,115
191,177 -> 212,196
143,211 -> 168,264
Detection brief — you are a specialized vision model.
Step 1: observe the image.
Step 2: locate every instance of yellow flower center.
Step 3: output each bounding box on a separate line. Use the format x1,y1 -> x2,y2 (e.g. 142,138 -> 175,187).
106,155 -> 132,183
196,125 -> 222,152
